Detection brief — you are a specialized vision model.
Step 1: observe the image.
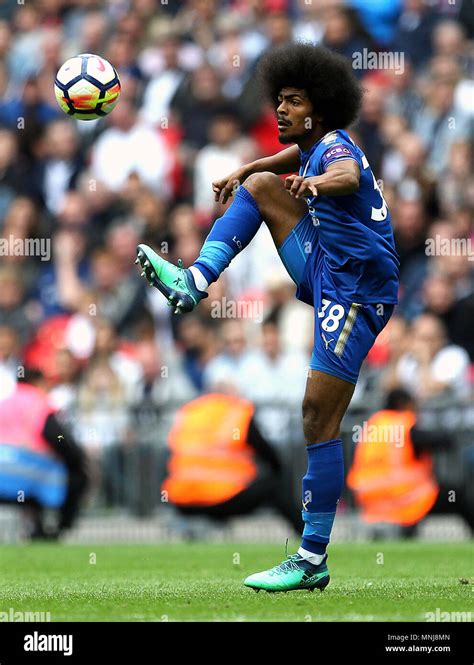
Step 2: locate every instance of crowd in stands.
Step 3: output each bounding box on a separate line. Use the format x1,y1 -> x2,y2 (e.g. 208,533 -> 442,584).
0,0 -> 472,469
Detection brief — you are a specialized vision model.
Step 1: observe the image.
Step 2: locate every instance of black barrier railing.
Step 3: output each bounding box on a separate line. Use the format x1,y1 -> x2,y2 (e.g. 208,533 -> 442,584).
58,396 -> 474,519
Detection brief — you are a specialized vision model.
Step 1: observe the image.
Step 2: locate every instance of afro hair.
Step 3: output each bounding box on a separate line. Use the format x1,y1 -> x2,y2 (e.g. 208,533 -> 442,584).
258,42 -> 363,131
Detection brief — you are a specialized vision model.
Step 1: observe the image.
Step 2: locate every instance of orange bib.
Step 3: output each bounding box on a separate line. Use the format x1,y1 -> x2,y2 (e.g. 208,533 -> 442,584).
347,410 -> 439,526
163,394 -> 257,506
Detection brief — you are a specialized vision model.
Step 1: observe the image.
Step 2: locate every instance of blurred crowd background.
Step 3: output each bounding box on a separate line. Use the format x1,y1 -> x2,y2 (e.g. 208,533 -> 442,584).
0,0 -> 473,516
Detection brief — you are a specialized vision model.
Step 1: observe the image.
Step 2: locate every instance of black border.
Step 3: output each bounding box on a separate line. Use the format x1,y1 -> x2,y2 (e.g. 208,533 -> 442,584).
0,621 -> 471,665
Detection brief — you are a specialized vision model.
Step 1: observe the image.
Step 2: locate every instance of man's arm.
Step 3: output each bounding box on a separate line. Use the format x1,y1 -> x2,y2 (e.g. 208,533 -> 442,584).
410,425 -> 454,456
213,145 -> 301,204
285,159 -> 360,199
42,413 -> 89,532
246,417 -> 282,473
249,145 -> 301,176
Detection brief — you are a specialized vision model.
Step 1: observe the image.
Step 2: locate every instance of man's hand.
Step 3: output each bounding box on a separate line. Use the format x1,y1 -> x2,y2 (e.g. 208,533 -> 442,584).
285,175 -> 318,199
212,166 -> 251,204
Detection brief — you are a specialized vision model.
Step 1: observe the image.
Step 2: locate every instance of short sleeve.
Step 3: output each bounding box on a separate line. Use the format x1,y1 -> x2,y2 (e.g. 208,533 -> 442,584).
320,142 -> 359,172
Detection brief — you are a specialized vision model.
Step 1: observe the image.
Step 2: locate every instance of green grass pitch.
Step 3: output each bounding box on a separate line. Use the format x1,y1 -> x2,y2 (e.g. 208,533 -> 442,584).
0,542 -> 472,621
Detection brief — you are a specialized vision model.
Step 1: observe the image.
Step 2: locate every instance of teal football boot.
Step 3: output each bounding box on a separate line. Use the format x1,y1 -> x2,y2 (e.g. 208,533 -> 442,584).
136,243 -> 208,314
244,553 -> 330,593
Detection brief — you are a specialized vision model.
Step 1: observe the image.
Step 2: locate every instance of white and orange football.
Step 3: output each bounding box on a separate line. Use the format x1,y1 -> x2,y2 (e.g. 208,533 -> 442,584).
54,53 -> 121,120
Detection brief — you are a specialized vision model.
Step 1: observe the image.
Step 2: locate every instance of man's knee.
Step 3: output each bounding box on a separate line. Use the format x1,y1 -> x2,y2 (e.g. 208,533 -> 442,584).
302,397 -> 340,444
302,397 -> 322,442
243,171 -> 281,203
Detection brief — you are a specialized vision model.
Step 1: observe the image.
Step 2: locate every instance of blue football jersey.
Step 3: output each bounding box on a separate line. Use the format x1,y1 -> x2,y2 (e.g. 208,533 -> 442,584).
298,129 -> 399,304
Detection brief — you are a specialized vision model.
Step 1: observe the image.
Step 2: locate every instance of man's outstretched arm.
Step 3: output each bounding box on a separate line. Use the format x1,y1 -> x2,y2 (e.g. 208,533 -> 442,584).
213,145 -> 301,204
285,159 -> 360,198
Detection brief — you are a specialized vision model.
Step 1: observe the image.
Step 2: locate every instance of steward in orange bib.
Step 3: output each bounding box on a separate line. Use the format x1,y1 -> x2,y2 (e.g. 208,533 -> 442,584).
162,393 -> 300,531
347,389 -> 439,527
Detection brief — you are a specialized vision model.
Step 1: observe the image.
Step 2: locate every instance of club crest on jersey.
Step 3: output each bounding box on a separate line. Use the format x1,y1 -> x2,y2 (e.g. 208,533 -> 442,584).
322,132 -> 337,145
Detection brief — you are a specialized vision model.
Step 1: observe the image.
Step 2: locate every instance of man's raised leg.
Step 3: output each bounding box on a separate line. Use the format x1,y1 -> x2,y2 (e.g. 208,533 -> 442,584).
136,172 -> 307,313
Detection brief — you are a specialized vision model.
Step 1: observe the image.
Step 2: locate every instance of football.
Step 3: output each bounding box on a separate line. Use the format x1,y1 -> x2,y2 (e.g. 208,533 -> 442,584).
54,53 -> 121,120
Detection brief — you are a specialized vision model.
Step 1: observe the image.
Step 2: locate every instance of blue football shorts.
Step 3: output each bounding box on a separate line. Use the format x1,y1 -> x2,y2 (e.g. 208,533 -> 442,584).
278,212 -> 395,385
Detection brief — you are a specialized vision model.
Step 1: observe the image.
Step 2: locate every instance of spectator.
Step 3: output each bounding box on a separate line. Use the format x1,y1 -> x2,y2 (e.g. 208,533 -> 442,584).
380,315 -> 410,394
131,338 -> 196,408
436,140 -> 472,216
382,130 -> 435,211
0,267 -> 35,346
0,369 -> 88,540
432,20 -> 471,102
392,197 -> 429,319
347,388 -> 439,530
171,64 -> 227,152
33,119 -> 84,214
0,129 -> 19,218
7,5 -> 44,83
48,347 -> 81,414
74,357 -> 132,454
236,316 -> 308,443
176,314 -> 220,392
0,74 -> 60,128
0,324 -> 20,380
203,319 -> 256,394
395,313 -> 470,401
193,110 -> 256,220
383,63 -> 424,128
348,388 -> 474,535
140,34 -> 187,127
355,82 -> 386,176
90,318 -> 143,402
240,316 -> 308,402
322,6 -> 373,74
392,0 -> 439,70
36,229 -> 89,319
162,393 -> 301,534
91,98 -> 173,197
208,14 -> 254,101
0,0 -> 471,514
413,56 -> 471,176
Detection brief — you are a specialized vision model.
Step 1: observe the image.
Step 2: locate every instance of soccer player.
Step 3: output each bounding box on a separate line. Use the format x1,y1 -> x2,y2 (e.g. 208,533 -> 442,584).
136,43 -> 399,592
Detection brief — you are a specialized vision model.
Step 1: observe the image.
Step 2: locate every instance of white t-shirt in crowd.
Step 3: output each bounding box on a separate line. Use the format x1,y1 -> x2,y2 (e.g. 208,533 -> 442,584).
397,344 -> 471,400
91,123 -> 172,197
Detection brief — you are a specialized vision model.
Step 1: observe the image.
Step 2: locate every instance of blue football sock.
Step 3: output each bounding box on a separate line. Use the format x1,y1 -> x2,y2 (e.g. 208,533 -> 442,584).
300,439 -> 344,555
193,186 -> 262,284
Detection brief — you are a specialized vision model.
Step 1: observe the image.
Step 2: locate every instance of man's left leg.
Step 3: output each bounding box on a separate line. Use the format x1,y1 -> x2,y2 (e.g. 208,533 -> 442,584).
244,371 -> 353,592
244,300 -> 395,592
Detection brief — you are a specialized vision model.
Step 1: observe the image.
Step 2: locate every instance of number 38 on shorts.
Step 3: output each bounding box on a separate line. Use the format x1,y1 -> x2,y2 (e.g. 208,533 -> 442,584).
318,299 -> 347,333
311,297 -> 394,385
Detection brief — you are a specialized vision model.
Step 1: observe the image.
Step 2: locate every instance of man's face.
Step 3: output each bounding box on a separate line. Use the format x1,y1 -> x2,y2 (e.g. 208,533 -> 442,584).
276,87 -> 316,145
